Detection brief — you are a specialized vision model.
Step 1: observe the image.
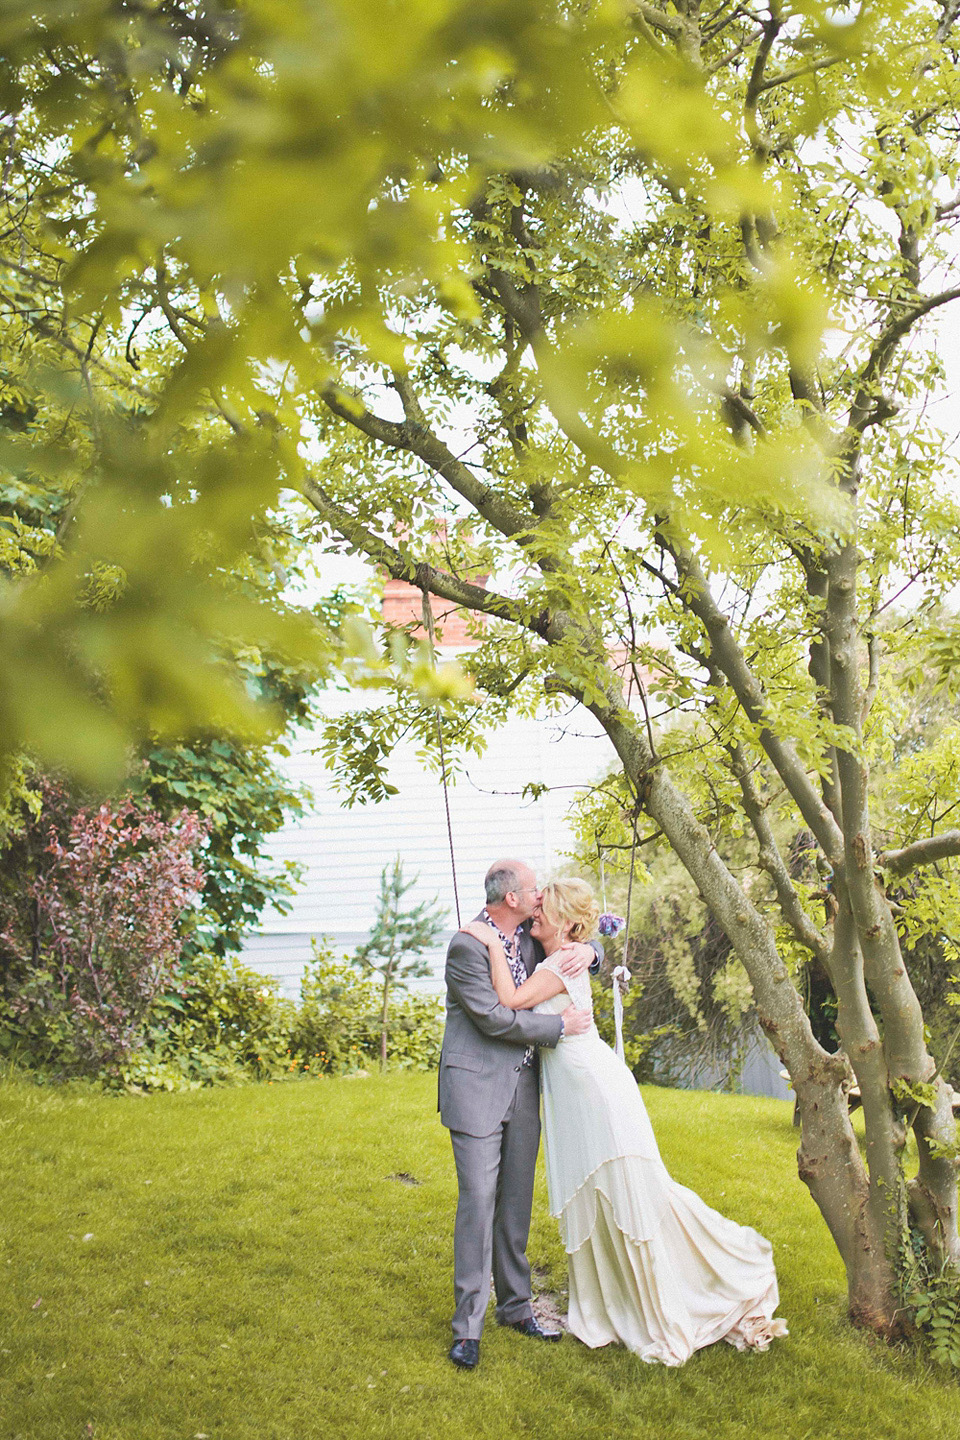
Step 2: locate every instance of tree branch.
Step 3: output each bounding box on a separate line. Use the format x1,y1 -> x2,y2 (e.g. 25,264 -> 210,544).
707,26 -> 765,75
823,539 -> 928,1081
849,286 -> 960,433
794,554 -> 842,825
666,539 -> 845,863
630,1 -> 685,41
878,831 -> 960,878
860,632 -> 880,726
754,54 -> 843,94
726,738 -> 831,965
299,475 -> 534,630
720,384 -> 766,437
319,381 -> 543,546
745,13 -> 782,111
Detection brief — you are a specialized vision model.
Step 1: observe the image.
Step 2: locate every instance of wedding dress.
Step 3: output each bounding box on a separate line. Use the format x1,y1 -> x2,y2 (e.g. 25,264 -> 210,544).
534,955 -> 787,1365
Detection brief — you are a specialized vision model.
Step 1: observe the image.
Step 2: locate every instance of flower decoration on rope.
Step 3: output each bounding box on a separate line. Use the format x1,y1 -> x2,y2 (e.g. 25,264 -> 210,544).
598,913 -> 626,937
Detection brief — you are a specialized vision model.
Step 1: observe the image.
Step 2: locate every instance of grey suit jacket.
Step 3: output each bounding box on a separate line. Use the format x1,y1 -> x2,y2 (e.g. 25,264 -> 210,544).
438,915 -> 606,1138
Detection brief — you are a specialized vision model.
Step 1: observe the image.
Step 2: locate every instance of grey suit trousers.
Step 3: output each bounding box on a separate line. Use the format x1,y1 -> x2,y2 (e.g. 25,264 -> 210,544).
449,1065 -> 540,1339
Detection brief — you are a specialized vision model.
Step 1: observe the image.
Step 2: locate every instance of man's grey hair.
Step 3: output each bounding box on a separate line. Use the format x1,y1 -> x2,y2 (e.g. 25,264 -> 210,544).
485,864 -> 524,905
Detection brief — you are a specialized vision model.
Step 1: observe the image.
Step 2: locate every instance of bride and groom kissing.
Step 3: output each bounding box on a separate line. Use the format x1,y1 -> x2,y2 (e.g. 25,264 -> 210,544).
438,858 -> 787,1370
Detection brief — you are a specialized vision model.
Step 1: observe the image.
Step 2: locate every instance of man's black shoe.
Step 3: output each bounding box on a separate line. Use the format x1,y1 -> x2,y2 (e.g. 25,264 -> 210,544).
448,1338 -> 480,1369
500,1315 -> 562,1341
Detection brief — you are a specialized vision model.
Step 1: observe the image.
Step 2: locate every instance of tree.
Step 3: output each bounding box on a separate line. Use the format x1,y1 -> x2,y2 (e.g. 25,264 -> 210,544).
130,644 -> 322,956
294,5 -> 960,1334
132,733 -> 306,957
6,0 -> 960,1339
353,858 -> 447,1072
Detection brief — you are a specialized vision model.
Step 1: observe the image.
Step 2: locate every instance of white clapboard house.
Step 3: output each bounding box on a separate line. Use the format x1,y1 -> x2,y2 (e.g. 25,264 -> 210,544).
240,575 -> 614,995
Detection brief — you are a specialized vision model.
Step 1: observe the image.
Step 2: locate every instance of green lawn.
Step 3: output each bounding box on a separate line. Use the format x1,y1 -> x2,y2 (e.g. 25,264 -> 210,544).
0,1072 -> 956,1440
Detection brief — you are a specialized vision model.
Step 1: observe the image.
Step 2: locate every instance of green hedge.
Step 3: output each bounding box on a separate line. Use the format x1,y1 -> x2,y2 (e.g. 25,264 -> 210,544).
3,941 -> 447,1092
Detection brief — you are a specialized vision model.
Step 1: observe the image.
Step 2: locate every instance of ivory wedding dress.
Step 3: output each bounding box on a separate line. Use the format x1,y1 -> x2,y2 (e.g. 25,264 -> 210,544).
534,955 -> 787,1366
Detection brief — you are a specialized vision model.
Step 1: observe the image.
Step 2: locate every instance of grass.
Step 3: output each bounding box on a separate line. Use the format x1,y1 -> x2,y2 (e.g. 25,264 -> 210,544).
0,1072 -> 957,1440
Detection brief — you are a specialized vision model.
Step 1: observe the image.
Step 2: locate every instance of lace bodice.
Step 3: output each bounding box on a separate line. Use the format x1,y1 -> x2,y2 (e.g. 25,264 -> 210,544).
532,954 -> 593,1018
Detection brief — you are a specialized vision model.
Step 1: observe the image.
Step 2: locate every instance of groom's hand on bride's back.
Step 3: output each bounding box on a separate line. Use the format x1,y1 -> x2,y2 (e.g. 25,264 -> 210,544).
554,942 -> 595,978
561,1006 -> 592,1037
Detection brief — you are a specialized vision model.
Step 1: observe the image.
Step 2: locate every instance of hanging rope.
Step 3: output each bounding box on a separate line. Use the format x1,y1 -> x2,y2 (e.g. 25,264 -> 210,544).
435,713 -> 462,928
622,809 -> 638,960
420,580 -> 462,927
613,809 -> 640,1062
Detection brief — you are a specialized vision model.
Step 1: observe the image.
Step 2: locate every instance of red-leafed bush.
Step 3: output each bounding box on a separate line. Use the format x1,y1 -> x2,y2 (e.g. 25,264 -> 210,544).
1,794 -> 206,1076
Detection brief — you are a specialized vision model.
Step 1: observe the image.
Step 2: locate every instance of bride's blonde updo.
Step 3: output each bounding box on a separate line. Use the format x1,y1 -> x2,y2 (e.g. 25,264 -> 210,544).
540,878 -> 600,943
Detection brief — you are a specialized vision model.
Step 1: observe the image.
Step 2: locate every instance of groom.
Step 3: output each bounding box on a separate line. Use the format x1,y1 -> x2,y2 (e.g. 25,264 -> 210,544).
438,858 -> 599,1370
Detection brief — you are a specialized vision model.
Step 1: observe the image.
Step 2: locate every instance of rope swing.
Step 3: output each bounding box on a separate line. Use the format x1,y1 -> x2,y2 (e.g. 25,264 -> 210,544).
598,807 -> 640,1061
420,580 -> 462,928
417,576 -> 641,964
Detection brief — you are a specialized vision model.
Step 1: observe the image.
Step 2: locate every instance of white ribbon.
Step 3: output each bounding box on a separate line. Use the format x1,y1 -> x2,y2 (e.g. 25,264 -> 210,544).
612,965 -> 630,1062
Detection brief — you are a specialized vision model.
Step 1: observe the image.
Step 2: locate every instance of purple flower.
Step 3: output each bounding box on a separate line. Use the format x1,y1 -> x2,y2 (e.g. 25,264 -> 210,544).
598,913 -> 625,937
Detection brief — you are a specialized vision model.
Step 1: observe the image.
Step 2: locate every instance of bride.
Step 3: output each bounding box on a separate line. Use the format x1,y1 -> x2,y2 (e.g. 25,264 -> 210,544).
460,877 -> 787,1367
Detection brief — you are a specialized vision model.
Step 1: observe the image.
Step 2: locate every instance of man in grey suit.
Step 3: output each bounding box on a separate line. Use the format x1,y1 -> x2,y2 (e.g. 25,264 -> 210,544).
438,858 -> 597,1370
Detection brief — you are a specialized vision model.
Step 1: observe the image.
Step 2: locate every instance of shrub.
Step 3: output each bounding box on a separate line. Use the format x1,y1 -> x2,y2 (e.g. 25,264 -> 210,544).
352,858 -> 447,1071
2,817 -> 445,1087
290,942 -> 383,1075
385,991 -> 444,1071
289,941 -> 442,1077
124,951 -> 296,1091
0,794 -> 205,1078
130,944 -> 444,1090
592,977 -> 679,1083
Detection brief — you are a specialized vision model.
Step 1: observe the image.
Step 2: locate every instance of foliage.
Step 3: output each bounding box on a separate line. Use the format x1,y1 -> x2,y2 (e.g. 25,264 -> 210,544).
131,729 -> 309,958
290,942 -> 382,1075
592,975 -> 682,1085
383,990 -> 446,1074
0,0 -> 589,780
0,806 -> 445,1084
579,807 -> 765,1087
902,1226 -> 960,1371
576,665 -> 960,1094
909,1271 -> 960,1370
0,728 -> 313,1082
0,758 -> 43,846
0,615 -> 320,965
352,857 -> 447,1071
0,790 -> 205,1077
123,951 -> 297,1091
124,940 -> 446,1091
291,941 -> 444,1077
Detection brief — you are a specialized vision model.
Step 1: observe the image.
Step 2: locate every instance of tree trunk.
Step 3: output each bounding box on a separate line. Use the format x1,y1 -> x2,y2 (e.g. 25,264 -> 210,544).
584,682 -> 911,1329
380,968 -> 391,1074
820,901 -> 902,1330
306,502 -> 960,1333
825,534 -> 960,1278
910,1089 -> 960,1267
